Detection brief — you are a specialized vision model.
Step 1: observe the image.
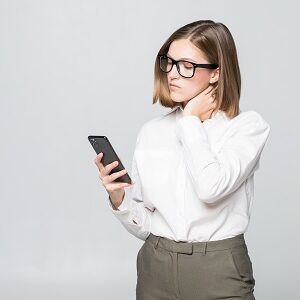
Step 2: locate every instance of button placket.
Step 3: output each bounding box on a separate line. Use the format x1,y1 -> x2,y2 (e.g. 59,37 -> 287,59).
175,108 -> 188,239
175,146 -> 186,237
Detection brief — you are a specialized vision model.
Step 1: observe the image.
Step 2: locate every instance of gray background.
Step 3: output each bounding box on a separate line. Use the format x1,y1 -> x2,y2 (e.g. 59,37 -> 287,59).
0,0 -> 299,299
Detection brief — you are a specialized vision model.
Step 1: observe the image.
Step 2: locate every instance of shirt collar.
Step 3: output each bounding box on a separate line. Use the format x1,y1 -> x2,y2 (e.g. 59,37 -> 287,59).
162,104 -> 184,116
163,104 -> 223,123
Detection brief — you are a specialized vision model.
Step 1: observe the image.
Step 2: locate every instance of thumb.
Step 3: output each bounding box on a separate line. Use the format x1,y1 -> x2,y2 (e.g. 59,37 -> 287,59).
127,181 -> 135,186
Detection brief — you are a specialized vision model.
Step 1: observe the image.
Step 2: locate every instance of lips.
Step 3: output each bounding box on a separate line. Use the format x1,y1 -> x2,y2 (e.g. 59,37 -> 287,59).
169,83 -> 180,88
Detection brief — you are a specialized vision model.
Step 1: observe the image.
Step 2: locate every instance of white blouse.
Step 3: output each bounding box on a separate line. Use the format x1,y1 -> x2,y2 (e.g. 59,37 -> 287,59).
107,104 -> 271,242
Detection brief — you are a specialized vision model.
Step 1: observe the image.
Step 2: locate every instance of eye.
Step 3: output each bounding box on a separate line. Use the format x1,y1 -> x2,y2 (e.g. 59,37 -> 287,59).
181,61 -> 193,69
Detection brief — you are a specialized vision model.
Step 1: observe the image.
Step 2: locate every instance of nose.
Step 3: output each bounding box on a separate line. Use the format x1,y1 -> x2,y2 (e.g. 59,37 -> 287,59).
168,63 -> 180,79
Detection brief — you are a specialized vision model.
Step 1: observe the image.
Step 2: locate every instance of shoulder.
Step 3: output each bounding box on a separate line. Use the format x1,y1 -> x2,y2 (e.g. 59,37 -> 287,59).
140,116 -> 162,132
135,116 -> 162,145
229,110 -> 271,132
217,110 -> 271,146
134,108 -> 175,148
138,108 -> 175,134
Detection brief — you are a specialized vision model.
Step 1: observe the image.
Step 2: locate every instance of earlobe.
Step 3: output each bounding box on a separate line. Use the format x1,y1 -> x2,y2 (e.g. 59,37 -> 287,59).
209,78 -> 218,84
209,72 -> 219,84
210,68 -> 219,84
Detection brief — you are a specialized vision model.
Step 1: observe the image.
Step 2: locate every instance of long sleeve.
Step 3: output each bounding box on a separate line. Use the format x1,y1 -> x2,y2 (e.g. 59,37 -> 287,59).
174,111 -> 271,204
107,130 -> 153,241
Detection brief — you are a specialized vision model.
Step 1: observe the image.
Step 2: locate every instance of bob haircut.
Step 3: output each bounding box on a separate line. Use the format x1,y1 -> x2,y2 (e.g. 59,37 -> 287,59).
153,20 -> 241,119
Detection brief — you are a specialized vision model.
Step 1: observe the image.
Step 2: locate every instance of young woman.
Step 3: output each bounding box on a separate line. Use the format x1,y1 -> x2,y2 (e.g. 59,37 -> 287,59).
94,20 -> 270,300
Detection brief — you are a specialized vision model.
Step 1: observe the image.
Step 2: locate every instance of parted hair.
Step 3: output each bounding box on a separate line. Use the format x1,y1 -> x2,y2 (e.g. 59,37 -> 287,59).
153,20 -> 241,119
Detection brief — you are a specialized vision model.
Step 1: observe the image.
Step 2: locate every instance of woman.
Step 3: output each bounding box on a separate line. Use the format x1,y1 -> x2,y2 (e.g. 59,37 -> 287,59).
94,20 -> 270,300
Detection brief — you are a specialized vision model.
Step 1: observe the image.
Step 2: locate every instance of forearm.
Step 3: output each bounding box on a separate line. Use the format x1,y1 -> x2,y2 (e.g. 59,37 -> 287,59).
174,112 -> 271,203
108,190 -> 125,210
107,190 -> 152,240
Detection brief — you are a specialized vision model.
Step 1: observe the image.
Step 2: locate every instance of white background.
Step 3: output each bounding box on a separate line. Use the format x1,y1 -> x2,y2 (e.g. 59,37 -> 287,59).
0,0 -> 299,299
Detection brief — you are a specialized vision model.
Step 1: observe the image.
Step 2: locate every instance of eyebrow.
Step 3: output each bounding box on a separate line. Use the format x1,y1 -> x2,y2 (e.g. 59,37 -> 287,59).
166,53 -> 197,63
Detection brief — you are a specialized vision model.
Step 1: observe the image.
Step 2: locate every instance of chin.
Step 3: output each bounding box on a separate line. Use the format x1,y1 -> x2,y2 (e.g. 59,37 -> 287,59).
170,94 -> 185,103
172,100 -> 185,106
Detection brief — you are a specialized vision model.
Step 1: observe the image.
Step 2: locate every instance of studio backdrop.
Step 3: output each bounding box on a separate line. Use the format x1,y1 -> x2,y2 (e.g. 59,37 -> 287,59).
0,0 -> 299,299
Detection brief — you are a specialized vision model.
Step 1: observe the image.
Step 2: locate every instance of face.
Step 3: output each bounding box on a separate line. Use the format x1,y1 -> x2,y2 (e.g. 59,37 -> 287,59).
166,39 -> 219,108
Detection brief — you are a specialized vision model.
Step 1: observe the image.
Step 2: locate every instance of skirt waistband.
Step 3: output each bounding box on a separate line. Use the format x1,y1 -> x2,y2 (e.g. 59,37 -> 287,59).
146,233 -> 246,255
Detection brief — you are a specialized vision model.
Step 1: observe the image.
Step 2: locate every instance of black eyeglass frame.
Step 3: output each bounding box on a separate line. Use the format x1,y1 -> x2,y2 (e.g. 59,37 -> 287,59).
158,54 -> 219,78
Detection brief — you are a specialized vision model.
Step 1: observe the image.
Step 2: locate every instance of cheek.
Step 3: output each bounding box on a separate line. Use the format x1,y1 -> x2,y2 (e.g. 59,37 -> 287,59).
167,71 -> 211,101
181,73 -> 210,99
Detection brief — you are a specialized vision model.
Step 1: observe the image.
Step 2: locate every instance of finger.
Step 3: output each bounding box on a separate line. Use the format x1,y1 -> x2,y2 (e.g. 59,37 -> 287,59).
102,167 -> 128,186
204,85 -> 214,95
210,89 -> 217,102
105,181 -> 133,192
94,152 -> 105,172
209,86 -> 217,95
98,173 -> 105,186
209,94 -> 216,102
105,168 -> 128,184
103,160 -> 120,177
209,102 -> 217,112
95,154 -> 119,180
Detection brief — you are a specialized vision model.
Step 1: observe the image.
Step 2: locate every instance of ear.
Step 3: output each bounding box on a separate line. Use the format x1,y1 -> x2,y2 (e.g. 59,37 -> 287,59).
209,67 -> 219,84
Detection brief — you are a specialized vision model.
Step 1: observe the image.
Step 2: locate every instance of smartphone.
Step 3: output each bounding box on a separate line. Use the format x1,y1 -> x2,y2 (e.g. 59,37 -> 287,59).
88,135 -> 132,184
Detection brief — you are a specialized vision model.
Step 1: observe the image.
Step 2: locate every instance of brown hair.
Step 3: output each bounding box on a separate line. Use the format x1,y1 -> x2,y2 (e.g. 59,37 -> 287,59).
153,20 -> 241,119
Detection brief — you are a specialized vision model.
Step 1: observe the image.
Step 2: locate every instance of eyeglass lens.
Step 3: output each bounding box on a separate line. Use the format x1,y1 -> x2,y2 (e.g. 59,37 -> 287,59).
159,56 -> 194,78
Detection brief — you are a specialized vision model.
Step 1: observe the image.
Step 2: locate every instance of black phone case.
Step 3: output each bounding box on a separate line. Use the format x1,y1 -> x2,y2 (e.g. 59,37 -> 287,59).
88,135 -> 132,184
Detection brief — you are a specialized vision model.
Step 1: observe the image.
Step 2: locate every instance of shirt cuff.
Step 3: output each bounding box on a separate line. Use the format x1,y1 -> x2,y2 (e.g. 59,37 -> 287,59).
108,192 -> 130,212
175,115 -> 209,144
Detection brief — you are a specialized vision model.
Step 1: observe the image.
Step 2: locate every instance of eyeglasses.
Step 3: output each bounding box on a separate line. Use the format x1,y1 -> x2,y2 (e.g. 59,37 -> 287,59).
158,54 -> 218,78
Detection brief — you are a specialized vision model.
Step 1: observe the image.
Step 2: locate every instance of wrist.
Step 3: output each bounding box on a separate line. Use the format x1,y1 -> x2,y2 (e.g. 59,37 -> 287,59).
182,111 -> 203,122
109,195 -> 120,210
109,191 -> 125,210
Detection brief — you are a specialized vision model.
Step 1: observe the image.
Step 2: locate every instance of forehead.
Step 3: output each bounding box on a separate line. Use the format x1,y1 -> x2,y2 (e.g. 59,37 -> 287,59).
168,39 -> 208,62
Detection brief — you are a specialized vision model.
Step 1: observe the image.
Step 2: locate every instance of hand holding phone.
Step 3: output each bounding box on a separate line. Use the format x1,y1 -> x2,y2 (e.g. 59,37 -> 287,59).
89,135 -> 135,208
88,135 -> 133,184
